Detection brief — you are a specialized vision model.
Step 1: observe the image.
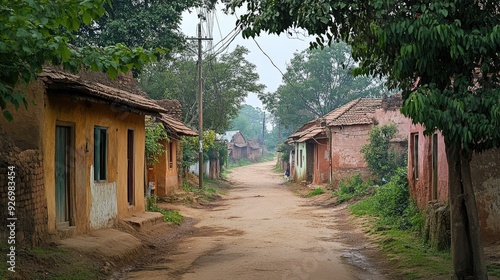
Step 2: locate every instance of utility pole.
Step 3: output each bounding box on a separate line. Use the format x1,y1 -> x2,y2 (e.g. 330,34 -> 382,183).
262,112 -> 265,157
188,22 -> 212,189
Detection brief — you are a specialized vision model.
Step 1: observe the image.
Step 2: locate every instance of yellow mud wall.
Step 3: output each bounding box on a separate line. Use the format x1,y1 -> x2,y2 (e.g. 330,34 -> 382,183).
43,94 -> 146,233
165,140 -> 179,192
155,139 -> 180,197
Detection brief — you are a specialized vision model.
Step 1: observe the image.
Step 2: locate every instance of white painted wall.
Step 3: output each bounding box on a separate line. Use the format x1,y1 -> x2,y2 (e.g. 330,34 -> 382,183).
90,166 -> 118,229
189,160 -> 210,176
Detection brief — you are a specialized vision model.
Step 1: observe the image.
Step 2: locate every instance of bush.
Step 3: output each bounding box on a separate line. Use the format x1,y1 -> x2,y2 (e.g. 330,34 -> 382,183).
336,173 -> 374,203
350,167 -> 423,231
372,167 -> 409,218
360,124 -> 404,182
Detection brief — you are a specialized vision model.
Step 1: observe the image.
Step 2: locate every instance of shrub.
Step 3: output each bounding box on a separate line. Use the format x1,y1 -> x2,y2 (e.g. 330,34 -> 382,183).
360,124 -> 404,182
336,173 -> 374,203
350,167 -> 423,231
372,167 -> 409,218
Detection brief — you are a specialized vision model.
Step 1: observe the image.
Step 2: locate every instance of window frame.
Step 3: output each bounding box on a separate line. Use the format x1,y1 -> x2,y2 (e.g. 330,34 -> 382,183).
94,126 -> 108,181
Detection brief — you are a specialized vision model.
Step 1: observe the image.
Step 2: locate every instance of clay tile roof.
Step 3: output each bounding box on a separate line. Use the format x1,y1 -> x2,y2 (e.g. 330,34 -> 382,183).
326,98 -> 382,126
155,99 -> 182,121
288,120 -> 317,139
296,127 -> 324,143
39,67 -> 166,115
159,113 -> 197,137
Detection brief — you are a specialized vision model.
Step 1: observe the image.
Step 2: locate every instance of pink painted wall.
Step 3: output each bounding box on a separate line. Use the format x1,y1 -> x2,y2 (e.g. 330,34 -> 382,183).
408,124 -> 500,244
407,124 -> 449,207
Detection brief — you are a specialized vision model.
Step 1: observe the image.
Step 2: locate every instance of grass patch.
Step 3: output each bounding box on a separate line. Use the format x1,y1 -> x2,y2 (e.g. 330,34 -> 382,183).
0,241 -> 102,280
347,167 -> 452,279
44,266 -> 101,280
488,263 -> 500,277
306,187 -> 325,197
147,195 -> 183,224
368,225 -> 452,279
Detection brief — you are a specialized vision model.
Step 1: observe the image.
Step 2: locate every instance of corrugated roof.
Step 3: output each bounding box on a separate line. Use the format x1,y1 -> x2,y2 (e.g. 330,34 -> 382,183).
39,67 -> 166,115
159,113 -> 197,137
326,98 -> 382,126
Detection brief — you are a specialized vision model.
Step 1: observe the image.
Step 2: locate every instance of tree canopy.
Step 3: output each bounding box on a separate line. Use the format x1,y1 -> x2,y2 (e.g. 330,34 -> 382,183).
261,42 -> 388,131
0,0 -> 160,121
139,45 -> 265,132
73,0 -> 216,52
229,104 -> 264,140
226,0 -> 499,278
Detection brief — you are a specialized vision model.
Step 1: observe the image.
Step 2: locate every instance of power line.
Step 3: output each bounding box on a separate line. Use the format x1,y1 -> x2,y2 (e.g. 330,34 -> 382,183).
251,38 -> 323,117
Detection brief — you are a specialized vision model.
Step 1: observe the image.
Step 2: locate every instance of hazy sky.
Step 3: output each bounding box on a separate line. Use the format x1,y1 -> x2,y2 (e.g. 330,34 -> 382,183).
180,6 -> 312,110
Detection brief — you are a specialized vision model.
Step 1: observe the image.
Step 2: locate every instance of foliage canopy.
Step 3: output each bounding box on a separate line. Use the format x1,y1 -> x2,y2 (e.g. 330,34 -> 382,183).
260,42 -> 388,131
140,45 -> 265,132
73,0 -> 216,52
0,0 -> 162,121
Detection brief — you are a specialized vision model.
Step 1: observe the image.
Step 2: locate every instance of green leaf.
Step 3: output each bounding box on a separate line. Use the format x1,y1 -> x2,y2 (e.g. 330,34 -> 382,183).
82,12 -> 92,25
106,67 -> 118,79
3,110 -> 13,122
60,45 -> 71,62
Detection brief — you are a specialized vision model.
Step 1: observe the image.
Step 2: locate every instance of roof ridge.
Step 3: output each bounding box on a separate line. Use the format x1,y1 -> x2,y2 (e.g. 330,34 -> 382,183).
324,98 -> 361,123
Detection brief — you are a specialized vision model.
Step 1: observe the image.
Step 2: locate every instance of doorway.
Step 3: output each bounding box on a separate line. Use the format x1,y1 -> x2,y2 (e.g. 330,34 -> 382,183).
55,125 -> 73,227
127,129 -> 135,205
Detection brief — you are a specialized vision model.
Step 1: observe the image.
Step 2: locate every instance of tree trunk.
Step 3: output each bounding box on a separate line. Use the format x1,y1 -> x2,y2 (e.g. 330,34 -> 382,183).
445,144 -> 488,280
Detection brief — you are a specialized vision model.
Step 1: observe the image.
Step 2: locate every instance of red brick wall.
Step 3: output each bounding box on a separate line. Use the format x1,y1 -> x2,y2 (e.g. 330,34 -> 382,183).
330,124 -> 372,186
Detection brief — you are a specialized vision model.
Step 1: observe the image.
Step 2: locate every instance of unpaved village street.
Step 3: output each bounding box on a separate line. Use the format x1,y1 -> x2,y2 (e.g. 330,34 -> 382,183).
119,160 -> 389,280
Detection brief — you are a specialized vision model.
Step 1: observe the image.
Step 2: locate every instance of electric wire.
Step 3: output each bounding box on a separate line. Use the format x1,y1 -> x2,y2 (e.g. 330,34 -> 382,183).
251,38 -> 323,117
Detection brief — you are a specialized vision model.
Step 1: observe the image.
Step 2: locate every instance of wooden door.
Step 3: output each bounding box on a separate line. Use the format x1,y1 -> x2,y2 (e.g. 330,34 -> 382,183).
55,126 -> 70,225
127,129 -> 135,205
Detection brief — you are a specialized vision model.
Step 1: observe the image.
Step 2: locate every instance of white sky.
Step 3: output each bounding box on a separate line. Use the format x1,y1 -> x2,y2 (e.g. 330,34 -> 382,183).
180,6 -> 312,110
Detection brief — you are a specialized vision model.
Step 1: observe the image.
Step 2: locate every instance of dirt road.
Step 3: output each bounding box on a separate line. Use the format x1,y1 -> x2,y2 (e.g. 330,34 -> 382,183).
121,161 -> 387,280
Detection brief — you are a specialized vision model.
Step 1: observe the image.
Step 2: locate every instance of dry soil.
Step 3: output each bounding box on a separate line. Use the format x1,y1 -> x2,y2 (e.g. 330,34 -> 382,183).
112,160 -> 393,280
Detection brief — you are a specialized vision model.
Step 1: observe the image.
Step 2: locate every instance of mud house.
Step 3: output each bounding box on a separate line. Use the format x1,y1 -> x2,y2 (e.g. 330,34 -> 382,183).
408,124 -> 500,244
147,99 -> 197,197
287,95 -> 410,186
223,130 -> 262,162
0,66 -> 166,245
286,120 -> 328,184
